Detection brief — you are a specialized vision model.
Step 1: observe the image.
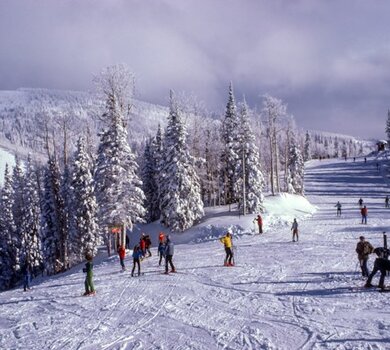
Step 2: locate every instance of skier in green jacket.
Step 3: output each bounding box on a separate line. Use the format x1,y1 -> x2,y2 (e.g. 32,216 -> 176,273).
83,252 -> 95,296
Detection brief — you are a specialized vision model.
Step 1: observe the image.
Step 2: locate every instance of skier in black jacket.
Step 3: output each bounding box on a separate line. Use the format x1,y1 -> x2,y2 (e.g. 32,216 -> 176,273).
365,247 -> 390,290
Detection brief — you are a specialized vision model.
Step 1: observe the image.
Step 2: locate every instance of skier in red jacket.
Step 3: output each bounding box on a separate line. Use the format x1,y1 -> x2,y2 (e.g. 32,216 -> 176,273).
254,214 -> 263,234
361,206 -> 368,224
117,245 -> 126,271
139,234 -> 146,257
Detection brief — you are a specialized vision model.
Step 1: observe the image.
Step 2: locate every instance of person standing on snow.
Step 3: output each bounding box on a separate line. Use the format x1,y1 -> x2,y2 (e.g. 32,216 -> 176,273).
291,218 -> 299,242
358,198 -> 363,208
356,236 -> 374,277
83,253 -> 95,296
21,261 -> 32,292
220,230 -> 234,266
361,205 -> 368,224
335,201 -> 342,216
139,234 -> 146,257
164,235 -> 176,274
158,240 -> 165,266
254,214 -> 263,234
385,196 -> 389,208
131,245 -> 143,277
117,245 -> 126,271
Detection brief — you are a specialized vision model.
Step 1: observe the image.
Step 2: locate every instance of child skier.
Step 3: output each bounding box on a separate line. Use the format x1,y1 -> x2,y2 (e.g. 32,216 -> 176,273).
358,198 -> 363,208
131,245 -> 143,277
117,245 -> 126,271
355,236 -> 374,277
220,230 -> 234,266
83,253 -> 95,296
291,218 -> 299,242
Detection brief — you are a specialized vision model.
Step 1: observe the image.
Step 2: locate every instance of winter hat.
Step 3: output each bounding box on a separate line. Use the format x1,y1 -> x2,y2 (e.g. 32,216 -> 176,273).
359,236 -> 365,240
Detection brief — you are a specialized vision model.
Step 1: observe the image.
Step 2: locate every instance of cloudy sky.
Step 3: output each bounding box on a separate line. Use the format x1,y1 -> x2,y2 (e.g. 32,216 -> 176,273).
1,0 -> 390,138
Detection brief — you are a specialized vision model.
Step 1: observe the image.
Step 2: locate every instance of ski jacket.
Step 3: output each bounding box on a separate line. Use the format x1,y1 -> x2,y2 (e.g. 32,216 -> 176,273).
165,240 -> 174,256
140,239 -> 146,250
220,235 -> 232,248
335,203 -> 342,209
356,241 -> 374,260
84,261 -> 93,276
132,250 -> 143,260
361,207 -> 368,216
256,216 -> 263,225
145,236 -> 152,248
291,221 -> 298,230
118,247 -> 126,259
158,242 -> 165,255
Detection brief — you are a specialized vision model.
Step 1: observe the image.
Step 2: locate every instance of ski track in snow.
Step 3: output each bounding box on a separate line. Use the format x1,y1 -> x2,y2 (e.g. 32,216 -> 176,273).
1,156 -> 390,349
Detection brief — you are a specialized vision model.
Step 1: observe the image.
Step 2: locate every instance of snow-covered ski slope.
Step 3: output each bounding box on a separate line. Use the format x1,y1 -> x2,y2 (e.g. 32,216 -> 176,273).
1,156 -> 390,350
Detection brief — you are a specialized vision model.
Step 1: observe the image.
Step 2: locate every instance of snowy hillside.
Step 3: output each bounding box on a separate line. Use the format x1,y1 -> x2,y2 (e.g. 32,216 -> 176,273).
0,88 -> 169,156
1,154 -> 390,349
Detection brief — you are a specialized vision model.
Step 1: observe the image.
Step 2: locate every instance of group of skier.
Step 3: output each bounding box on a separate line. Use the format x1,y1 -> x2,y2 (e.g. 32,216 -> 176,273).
334,197 -> 390,224
355,236 -> 390,290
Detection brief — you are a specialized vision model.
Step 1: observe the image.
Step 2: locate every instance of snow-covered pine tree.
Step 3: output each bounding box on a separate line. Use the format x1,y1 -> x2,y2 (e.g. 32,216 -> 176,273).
19,155 -> 42,273
334,137 -> 339,158
11,158 -> 24,268
0,164 -> 17,289
41,158 -> 64,274
71,136 -> 100,262
141,137 -> 160,223
220,83 -> 240,205
386,109 -> 390,144
159,90 -> 204,231
152,124 -> 163,217
341,140 -> 348,158
237,101 -> 265,214
288,134 -> 305,195
94,64 -> 146,239
303,131 -> 311,161
59,163 -> 71,268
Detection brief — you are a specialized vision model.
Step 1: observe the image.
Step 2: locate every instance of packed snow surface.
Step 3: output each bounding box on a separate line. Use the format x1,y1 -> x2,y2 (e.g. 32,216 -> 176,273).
1,156 -> 390,349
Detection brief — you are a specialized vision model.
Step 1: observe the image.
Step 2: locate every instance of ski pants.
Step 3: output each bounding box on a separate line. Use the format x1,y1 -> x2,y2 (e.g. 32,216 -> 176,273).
132,258 -> 141,276
361,215 -> 367,224
159,252 -> 165,266
23,274 -> 30,291
258,224 -> 263,234
146,248 -> 152,257
366,258 -> 390,288
225,247 -> 233,264
85,272 -> 95,293
359,257 -> 369,277
292,229 -> 299,241
120,258 -> 125,270
165,255 -> 175,273
337,208 -> 341,216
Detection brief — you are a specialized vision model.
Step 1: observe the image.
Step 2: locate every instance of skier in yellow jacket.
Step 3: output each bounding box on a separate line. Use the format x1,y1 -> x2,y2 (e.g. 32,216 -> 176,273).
220,230 -> 234,266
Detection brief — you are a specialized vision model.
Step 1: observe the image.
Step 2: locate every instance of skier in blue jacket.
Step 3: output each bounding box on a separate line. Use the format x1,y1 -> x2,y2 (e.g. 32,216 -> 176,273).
131,245 -> 143,277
